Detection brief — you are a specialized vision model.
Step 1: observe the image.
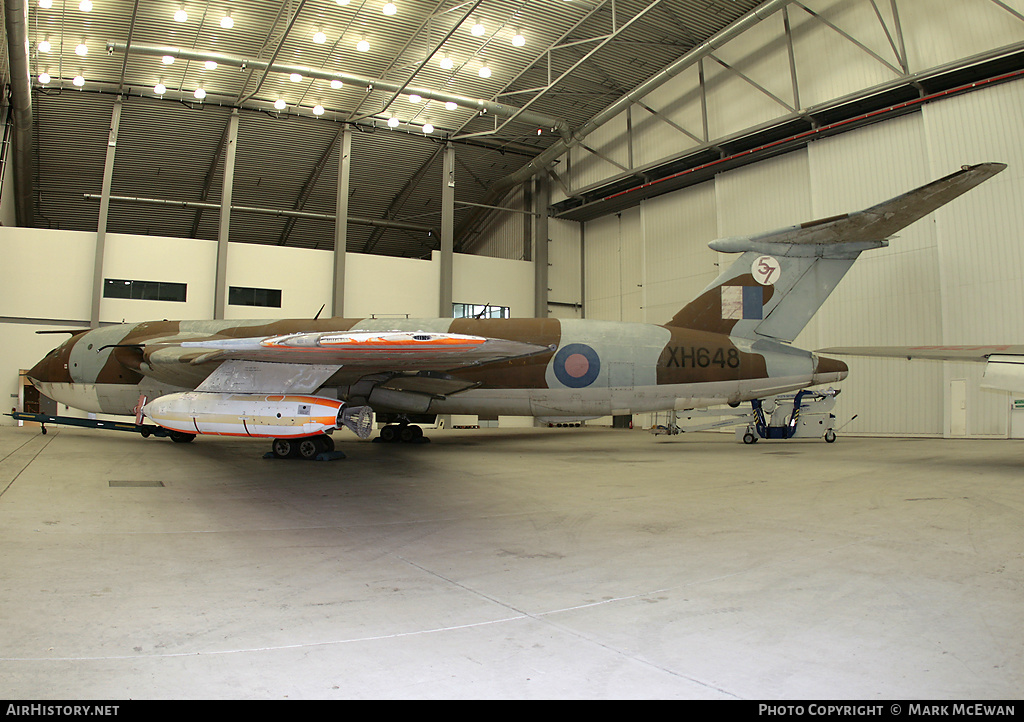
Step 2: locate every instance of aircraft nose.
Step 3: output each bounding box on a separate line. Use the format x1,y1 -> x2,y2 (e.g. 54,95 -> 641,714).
813,354 -> 848,383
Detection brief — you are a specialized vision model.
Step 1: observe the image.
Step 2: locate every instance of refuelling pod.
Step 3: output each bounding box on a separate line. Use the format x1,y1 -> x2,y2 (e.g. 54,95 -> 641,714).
143,392 -> 371,439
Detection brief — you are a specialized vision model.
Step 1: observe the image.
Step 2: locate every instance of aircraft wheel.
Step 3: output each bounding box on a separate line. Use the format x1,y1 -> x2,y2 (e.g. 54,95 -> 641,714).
742,432 -> 758,445
170,431 -> 196,443
824,429 -> 837,443
379,425 -> 397,443
320,435 -> 335,452
297,437 -> 324,460
399,425 -> 423,442
272,438 -> 299,459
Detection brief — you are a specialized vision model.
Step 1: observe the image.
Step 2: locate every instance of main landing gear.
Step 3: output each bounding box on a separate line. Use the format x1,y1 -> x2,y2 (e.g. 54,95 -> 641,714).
375,422 -> 429,444
268,434 -> 343,460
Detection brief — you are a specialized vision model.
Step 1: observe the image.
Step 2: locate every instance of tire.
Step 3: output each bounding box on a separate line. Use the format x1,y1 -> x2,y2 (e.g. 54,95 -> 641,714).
297,437 -> 325,460
743,432 -> 757,445
170,431 -> 196,444
272,438 -> 298,459
824,429 -> 837,443
379,425 -> 397,442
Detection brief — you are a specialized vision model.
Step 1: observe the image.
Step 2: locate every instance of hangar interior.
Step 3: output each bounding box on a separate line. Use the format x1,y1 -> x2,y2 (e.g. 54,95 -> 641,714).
1,0 -> 1024,700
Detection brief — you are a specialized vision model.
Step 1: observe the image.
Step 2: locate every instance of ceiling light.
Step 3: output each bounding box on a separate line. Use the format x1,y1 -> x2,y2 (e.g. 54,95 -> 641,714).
313,30 -> 327,44
274,98 -> 286,110
79,0 -> 92,12
290,73 -> 302,82
439,55 -> 454,70
38,0 -> 53,8
162,55 -> 175,65
313,104 -> 325,116
220,13 -> 234,29
154,83 -> 166,95
471,21 -> 485,36
382,2 -> 397,15
73,75 -> 85,87
174,8 -> 188,22
408,94 -> 421,104
356,39 -> 369,52
204,60 -> 217,70
478,65 -> 491,78
330,79 -> 343,89
194,87 -> 207,100
512,31 -> 525,47
38,40 -> 51,53
422,123 -> 433,134
445,101 -> 457,111
38,72 -> 51,85
387,116 -> 399,128
75,43 -> 88,56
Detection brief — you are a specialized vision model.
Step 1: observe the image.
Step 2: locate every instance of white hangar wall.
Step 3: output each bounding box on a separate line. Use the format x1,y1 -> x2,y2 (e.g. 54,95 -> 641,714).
0,227 -> 533,425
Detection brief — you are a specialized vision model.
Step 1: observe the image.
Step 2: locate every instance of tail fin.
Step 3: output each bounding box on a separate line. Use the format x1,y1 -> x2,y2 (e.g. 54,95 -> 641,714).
668,162 -> 1006,341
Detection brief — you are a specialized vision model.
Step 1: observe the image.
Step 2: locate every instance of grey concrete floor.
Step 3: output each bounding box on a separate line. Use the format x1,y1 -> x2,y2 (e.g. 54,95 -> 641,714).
0,424 -> 1021,700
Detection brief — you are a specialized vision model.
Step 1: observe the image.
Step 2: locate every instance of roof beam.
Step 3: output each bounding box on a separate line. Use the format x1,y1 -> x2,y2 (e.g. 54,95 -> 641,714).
105,41 -> 570,136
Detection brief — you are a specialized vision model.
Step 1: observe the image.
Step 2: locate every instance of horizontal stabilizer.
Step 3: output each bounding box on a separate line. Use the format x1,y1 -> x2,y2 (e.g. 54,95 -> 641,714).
710,163 -> 1007,257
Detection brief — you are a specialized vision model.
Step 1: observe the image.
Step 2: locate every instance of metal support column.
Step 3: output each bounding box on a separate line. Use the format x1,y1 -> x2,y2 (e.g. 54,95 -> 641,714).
439,142 -> 455,318
534,172 -> 550,318
332,124 -> 352,317
90,97 -> 123,328
214,109 -> 239,320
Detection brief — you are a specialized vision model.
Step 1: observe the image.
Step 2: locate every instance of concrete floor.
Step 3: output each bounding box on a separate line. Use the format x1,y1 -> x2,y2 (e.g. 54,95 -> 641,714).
0,424 -> 1021,700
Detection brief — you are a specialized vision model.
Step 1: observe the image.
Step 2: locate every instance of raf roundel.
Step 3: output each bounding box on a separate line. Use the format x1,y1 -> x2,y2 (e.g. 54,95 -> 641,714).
552,343 -> 601,388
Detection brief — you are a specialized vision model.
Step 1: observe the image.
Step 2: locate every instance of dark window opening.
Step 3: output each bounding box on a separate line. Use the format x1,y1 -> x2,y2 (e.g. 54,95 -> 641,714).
104,278 -> 187,303
229,286 -> 282,308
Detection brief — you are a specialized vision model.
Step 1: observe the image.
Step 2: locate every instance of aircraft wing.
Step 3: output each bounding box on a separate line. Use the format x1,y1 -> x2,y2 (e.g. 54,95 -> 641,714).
133,330 -> 551,394
817,345 -> 1024,392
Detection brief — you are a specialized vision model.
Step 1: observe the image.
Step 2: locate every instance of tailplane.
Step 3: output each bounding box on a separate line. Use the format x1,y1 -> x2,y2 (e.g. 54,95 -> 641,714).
668,162 -> 1006,341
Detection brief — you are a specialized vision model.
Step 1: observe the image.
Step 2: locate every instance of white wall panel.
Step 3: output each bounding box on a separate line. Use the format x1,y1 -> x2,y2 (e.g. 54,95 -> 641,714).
924,82 -> 1024,436
584,208 -> 642,321
899,0 -> 1024,73
569,110 -> 630,191
705,11 -> 795,140
632,64 -> 705,169
788,0 -> 905,109
803,113 -> 943,436
640,180 -> 718,326
547,218 -> 582,318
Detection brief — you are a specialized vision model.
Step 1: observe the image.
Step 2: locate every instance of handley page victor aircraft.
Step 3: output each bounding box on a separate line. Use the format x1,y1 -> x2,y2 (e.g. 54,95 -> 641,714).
23,163 -> 1005,458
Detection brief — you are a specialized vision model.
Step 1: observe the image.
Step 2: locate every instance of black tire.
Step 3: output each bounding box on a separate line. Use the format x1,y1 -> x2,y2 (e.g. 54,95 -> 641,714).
380,425 -> 397,443
272,438 -> 298,459
297,437 -> 324,460
170,431 -> 196,444
743,432 -> 757,445
824,429 -> 837,443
